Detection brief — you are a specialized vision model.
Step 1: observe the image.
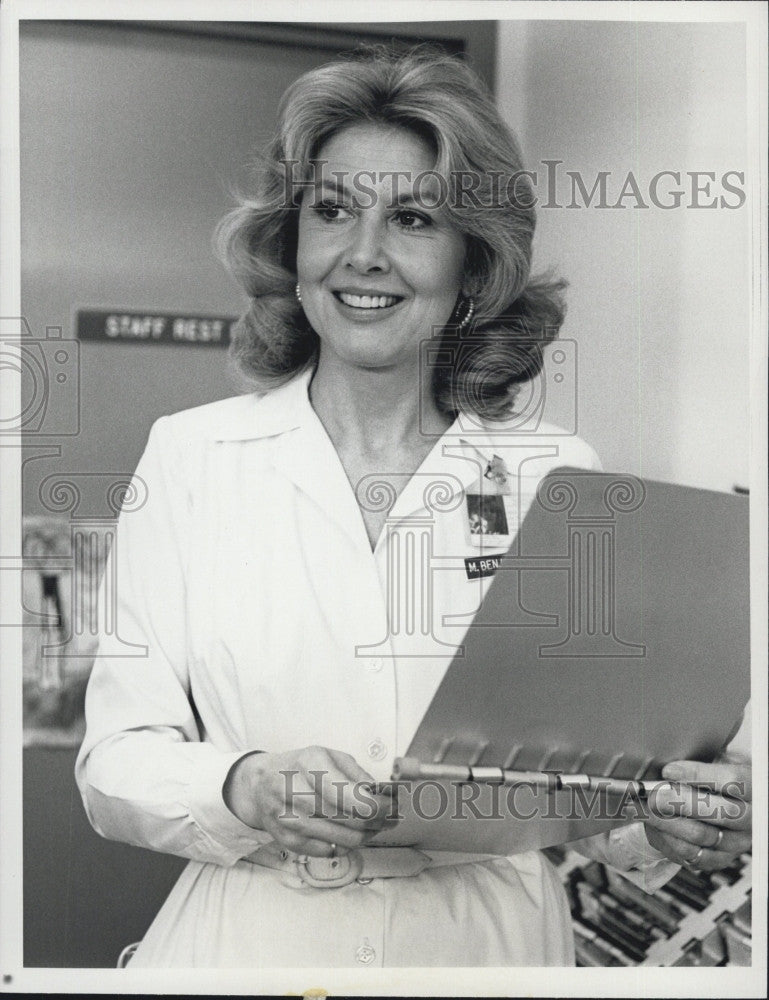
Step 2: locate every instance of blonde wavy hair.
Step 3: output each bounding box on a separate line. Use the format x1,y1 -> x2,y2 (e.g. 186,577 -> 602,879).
215,46 -> 566,419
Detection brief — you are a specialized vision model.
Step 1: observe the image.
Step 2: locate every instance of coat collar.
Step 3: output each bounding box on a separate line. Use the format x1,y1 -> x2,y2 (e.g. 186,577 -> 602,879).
212,368 -> 520,544
210,370 -> 524,541
212,367 -> 503,467
211,366 -> 313,443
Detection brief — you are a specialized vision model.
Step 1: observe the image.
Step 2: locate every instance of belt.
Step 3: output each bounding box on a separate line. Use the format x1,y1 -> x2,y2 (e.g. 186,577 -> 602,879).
245,841 -> 499,889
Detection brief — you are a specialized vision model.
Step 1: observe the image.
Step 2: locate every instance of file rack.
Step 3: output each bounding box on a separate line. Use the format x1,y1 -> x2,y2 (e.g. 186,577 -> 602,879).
542,847 -> 752,967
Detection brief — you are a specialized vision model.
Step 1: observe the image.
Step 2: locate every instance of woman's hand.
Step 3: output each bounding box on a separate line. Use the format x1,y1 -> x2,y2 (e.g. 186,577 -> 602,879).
223,746 -> 397,857
631,754 -> 751,871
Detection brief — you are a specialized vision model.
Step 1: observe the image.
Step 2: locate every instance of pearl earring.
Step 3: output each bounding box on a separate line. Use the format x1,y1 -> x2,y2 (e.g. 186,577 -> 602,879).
295,283 -> 302,304
458,296 -> 475,329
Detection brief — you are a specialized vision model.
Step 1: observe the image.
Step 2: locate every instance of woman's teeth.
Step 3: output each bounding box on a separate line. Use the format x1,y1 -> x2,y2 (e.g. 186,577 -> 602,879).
337,292 -> 399,309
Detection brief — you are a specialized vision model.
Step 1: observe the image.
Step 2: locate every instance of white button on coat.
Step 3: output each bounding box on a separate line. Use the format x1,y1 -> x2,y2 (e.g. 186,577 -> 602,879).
367,738 -> 387,761
355,941 -> 376,965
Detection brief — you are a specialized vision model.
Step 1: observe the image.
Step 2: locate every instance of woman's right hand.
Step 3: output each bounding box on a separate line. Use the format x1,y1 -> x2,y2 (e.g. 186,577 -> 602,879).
223,746 -> 397,857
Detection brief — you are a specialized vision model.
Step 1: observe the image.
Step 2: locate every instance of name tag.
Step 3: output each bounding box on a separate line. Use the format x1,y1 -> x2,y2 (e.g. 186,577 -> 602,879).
464,555 -> 502,580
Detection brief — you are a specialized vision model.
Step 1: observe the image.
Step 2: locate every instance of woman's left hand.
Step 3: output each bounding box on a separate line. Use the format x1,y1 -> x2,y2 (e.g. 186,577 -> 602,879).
631,755 -> 752,872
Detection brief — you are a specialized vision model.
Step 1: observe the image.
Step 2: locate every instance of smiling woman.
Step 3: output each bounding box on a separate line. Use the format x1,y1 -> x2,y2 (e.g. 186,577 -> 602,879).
74,45 -> 752,970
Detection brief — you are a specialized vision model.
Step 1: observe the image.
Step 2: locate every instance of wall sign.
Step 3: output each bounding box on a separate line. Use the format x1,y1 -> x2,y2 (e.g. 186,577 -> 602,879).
76,309 -> 237,347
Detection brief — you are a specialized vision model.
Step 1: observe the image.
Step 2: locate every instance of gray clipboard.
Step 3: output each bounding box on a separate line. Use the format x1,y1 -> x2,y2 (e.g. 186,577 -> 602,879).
374,469 -> 750,854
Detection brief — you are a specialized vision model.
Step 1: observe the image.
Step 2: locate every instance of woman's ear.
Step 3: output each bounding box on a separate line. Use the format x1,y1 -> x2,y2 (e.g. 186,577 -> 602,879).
461,274 -> 479,300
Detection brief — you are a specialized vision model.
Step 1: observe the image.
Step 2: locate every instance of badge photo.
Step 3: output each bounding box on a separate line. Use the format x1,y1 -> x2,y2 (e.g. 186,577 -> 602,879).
465,492 -> 511,548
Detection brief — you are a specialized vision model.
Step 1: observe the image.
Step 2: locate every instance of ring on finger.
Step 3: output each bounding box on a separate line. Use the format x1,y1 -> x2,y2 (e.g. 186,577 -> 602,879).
329,842 -> 337,859
710,828 -> 725,850
682,845 -> 704,870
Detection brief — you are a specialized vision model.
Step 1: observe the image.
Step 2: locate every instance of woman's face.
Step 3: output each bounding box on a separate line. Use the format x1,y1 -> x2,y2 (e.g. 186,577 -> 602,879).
296,123 -> 468,373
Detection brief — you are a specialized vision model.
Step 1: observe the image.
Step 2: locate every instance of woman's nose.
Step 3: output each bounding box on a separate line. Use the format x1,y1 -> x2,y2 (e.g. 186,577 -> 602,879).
343,217 -> 390,273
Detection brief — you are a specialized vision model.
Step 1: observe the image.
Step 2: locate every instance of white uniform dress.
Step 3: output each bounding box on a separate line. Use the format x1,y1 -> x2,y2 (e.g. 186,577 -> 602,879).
75,368 -> 679,968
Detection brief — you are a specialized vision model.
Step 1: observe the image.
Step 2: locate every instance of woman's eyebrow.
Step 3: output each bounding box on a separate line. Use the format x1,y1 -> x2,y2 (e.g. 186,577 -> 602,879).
390,189 -> 435,208
310,174 -> 442,212
390,189 -> 419,205
314,177 -> 350,200
390,186 -> 446,214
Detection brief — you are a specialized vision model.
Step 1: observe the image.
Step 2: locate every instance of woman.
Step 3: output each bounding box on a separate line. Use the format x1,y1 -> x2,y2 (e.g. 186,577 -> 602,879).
75,48 -> 751,968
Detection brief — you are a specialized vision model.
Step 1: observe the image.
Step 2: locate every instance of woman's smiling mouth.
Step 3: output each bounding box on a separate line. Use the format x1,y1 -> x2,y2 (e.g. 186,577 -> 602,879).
334,291 -> 403,310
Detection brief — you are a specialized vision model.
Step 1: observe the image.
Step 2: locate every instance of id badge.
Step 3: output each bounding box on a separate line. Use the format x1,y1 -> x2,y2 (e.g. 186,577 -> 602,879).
465,455 -> 514,549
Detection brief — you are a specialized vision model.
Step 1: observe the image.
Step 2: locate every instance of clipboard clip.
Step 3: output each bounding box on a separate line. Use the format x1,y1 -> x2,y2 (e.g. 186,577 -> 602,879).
391,756 -> 671,799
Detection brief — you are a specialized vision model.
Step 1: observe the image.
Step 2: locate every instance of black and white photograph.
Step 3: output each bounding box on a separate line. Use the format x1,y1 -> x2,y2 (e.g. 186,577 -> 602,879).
0,1 -> 766,996
466,493 -> 509,536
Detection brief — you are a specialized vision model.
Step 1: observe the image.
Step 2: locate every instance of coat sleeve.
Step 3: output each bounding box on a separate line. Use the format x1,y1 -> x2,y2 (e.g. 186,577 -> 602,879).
74,416 -> 266,865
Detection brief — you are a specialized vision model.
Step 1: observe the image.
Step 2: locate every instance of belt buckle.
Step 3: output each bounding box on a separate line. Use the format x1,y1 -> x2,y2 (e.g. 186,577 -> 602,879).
295,849 -> 364,888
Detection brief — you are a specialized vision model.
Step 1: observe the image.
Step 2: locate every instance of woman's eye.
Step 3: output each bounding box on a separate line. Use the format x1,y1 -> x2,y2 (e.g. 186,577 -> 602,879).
313,202 -> 352,222
395,209 -> 430,230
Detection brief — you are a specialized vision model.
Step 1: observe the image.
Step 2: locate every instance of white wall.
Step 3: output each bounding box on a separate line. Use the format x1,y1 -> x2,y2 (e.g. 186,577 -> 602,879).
496,20 -> 749,492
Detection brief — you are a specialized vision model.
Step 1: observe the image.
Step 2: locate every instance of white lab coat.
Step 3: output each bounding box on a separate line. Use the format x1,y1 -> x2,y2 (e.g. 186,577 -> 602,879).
75,367 -> 680,967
